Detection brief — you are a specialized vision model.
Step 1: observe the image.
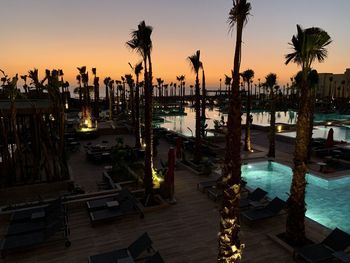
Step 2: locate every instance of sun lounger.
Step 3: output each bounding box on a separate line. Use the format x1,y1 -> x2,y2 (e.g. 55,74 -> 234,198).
11,198 -> 64,223
88,232 -> 155,263
0,219 -> 70,258
241,197 -> 286,222
240,187 -> 267,208
145,251 -> 165,263
294,228 -> 350,263
86,189 -> 132,211
88,189 -> 144,225
197,180 -> 218,192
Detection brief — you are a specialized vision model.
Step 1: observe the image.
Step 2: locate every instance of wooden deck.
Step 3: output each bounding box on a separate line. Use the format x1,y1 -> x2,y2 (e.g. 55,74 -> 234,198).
0,133 -> 334,263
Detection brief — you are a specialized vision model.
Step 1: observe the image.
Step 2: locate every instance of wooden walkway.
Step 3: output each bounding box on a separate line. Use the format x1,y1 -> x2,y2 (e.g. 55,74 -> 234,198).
0,134 -> 332,263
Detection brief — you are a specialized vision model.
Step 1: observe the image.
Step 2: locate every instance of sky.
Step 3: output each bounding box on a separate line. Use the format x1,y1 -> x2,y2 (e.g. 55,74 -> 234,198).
1,0 -> 349,92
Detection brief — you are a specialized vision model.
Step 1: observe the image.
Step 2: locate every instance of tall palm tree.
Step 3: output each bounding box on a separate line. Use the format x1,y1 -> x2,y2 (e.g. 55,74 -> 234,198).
127,21 -> 154,202
265,73 -> 277,158
285,25 -> 332,245
224,74 -> 232,95
92,68 -> 99,118
104,76 -> 110,103
125,74 -> 135,124
306,70 -> 319,162
76,74 -> 82,104
188,50 -> 202,164
130,62 -> 143,148
201,67 -> 207,137
218,1 -> 251,261
20,75 -> 28,93
241,69 -> 254,152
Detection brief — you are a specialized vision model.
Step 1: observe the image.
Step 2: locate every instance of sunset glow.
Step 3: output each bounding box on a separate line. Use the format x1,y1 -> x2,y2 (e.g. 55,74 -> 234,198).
1,0 -> 349,91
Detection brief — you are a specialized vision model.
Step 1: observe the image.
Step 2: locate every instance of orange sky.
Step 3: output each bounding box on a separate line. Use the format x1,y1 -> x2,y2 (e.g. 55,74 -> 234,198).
1,0 -> 349,92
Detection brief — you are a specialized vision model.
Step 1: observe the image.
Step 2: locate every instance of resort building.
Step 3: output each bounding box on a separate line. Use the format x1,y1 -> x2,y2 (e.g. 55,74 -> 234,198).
316,68 -> 350,98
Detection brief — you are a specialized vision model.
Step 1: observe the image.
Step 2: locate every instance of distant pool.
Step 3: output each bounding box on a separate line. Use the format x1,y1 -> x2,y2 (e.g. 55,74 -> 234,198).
157,107 -> 350,138
242,161 -> 350,233
157,107 -> 298,136
281,125 -> 350,143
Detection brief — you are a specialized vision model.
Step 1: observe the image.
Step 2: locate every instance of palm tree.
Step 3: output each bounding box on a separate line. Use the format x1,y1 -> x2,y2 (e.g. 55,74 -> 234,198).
285,24 -> 332,245
201,67 -> 207,137
328,76 -> 333,101
241,69 -> 254,152
188,50 -> 202,164
75,74 -> 82,104
265,73 -> 277,158
104,76 -> 110,103
20,75 -> 28,93
92,68 -> 99,118
127,20 -> 154,203
108,80 -> 115,120
224,74 -> 232,95
130,62 -> 143,148
218,1 -> 251,261
306,70 -> 319,162
125,74 -> 135,124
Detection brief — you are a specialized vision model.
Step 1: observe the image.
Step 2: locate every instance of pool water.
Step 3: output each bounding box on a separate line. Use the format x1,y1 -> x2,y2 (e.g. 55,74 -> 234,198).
158,107 -> 298,136
281,125 -> 350,143
241,161 -> 350,233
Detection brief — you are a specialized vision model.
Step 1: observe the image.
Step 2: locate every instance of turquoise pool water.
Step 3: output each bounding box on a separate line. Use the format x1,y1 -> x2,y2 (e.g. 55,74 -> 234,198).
241,161 -> 350,233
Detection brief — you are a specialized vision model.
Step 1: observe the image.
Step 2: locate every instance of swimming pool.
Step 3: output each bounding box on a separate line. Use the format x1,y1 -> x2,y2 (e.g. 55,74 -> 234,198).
281,125 -> 350,143
241,161 -> 350,233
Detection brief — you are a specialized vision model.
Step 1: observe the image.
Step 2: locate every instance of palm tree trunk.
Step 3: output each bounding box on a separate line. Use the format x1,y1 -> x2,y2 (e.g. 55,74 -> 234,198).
144,54 -> 154,202
135,74 -> 141,148
201,70 -> 206,138
267,89 -> 276,158
307,88 -> 316,162
194,73 -> 202,163
218,21 -> 244,262
286,80 -> 311,246
244,82 -> 252,151
130,84 -> 135,125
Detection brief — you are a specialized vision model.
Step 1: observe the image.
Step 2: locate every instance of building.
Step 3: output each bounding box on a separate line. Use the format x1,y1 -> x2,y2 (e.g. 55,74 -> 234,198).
316,68 -> 350,99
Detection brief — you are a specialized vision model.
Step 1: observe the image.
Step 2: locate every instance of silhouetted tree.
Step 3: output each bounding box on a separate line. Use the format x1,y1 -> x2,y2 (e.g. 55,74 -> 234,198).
188,50 -> 202,163
285,24 -> 332,245
241,69 -> 254,152
218,1 -> 251,261
265,73 -> 277,158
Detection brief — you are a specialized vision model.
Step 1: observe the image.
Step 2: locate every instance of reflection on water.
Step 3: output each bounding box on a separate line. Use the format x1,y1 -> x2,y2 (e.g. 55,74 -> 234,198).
157,107 -> 350,138
282,125 -> 350,142
158,107 -> 298,136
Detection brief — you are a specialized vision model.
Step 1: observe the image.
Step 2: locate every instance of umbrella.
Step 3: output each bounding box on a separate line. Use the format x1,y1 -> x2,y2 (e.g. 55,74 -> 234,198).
325,128 -> 334,148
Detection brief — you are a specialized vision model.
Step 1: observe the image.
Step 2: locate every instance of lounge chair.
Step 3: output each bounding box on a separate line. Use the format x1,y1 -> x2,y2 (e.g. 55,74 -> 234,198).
294,228 -> 350,263
86,189 -> 134,211
241,197 -> 286,222
0,219 -> 70,258
88,232 -> 155,263
88,189 -> 144,225
239,187 -> 267,208
11,198 -> 64,223
197,180 -> 218,192
145,251 -> 165,263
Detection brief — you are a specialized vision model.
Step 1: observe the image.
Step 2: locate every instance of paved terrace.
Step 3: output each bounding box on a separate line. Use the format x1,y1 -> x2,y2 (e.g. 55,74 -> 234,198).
0,132 -> 335,263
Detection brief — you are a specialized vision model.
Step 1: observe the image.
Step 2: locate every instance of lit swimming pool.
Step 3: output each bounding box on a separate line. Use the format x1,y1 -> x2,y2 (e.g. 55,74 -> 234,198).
281,125 -> 350,143
241,161 -> 350,233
